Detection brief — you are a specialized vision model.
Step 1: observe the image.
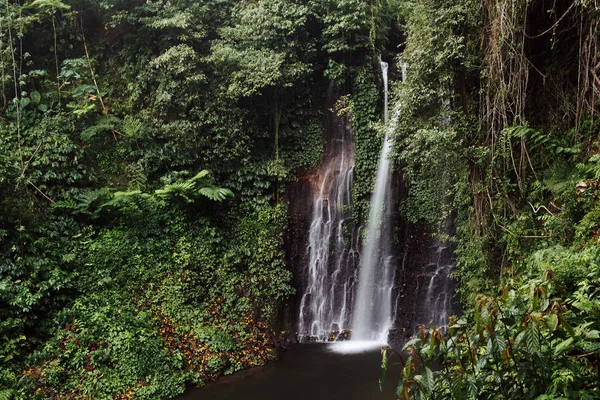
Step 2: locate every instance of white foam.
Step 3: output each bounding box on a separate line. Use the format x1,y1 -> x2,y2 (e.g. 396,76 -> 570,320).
328,341 -> 387,354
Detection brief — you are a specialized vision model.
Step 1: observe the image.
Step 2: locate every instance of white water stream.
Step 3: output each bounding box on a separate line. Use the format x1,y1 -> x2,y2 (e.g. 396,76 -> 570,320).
349,61 -> 396,346
297,85 -> 358,342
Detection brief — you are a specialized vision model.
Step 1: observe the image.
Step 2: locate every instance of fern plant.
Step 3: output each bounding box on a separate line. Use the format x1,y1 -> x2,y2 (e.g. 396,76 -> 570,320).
577,154 -> 600,180
56,170 -> 233,218
154,170 -> 233,203
0,389 -> 14,400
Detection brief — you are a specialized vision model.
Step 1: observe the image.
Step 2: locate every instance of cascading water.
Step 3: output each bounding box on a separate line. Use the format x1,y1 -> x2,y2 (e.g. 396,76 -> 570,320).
297,85 -> 359,342
349,61 -> 396,344
411,217 -> 457,329
423,244 -> 454,327
297,59 -> 457,352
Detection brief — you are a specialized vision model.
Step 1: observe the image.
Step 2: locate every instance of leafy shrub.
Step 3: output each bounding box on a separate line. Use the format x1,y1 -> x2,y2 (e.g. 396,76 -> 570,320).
382,269 -> 600,399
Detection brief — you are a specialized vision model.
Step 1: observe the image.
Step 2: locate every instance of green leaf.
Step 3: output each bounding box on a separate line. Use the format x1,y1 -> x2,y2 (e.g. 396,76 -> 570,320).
423,366 -> 434,395
402,337 -> 420,350
123,115 -> 142,138
0,389 -> 15,400
525,322 -> 541,353
561,319 -> 577,338
20,97 -> 31,108
467,375 -> 478,398
554,337 -> 574,355
379,347 -> 388,392
30,91 -> 41,104
189,170 -> 210,182
396,380 -> 405,398
586,330 -> 600,340
545,313 -> 559,331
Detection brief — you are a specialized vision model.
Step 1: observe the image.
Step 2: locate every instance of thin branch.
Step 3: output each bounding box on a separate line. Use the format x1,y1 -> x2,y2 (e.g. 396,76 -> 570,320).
21,142 -> 42,175
81,22 -> 107,114
27,180 -> 55,204
520,235 -> 551,239
525,1 -> 577,39
52,10 -> 60,106
528,201 -> 554,216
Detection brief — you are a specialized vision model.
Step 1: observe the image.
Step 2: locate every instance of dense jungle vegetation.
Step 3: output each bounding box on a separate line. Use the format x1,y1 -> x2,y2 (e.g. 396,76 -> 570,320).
382,0 -> 600,398
0,0 -> 599,399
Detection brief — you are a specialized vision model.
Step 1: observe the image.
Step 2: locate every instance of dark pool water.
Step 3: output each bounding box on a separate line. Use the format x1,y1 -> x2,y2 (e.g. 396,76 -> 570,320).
178,343 -> 402,400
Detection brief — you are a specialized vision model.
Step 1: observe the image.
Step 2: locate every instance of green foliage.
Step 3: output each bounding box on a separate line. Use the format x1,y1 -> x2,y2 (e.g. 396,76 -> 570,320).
310,0 -> 372,82
43,296 -> 184,399
0,0 -> 315,397
382,0 -> 600,397
209,0 -> 312,98
388,0 -> 477,231
383,267 -> 600,399
28,0 -> 71,11
349,64 -> 384,220
155,170 -> 234,203
399,127 -> 462,228
9,0 -> 598,397
2,197 -> 293,398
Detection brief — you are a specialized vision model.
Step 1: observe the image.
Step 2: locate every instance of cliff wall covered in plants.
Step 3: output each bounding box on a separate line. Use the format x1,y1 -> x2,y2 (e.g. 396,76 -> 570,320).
381,1 -> 600,397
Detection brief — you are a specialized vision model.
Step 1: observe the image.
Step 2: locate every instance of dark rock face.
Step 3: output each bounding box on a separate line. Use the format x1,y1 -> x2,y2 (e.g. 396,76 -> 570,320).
284,174 -> 313,341
282,173 -> 314,342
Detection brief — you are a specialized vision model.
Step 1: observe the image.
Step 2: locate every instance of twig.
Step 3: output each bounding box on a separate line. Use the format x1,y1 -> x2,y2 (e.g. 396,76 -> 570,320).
497,223 -> 516,237
81,22 -> 107,114
5,0 -> 23,170
569,351 -> 597,359
27,180 -> 55,204
549,201 -> 563,211
52,11 -> 61,106
528,201 -> 555,216
21,143 -> 42,175
520,235 -> 551,239
525,1 -> 577,39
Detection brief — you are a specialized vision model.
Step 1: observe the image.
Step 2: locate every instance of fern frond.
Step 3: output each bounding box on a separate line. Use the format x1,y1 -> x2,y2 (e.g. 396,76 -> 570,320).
55,188 -> 113,216
99,190 -> 142,209
27,0 -> 71,10
153,170 -> 233,204
123,115 -> 142,138
80,115 -> 121,141
188,170 -> 210,183
0,389 -> 15,400
155,182 -> 196,203
127,161 -> 147,190
199,186 -> 234,202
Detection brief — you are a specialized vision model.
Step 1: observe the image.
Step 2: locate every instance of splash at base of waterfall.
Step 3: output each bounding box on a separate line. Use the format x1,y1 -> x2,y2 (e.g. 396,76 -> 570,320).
328,340 -> 387,354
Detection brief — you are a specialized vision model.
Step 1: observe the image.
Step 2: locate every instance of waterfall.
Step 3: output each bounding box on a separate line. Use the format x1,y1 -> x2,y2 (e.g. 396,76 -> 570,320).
349,61 -> 395,343
297,85 -> 359,342
299,60 -> 450,353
